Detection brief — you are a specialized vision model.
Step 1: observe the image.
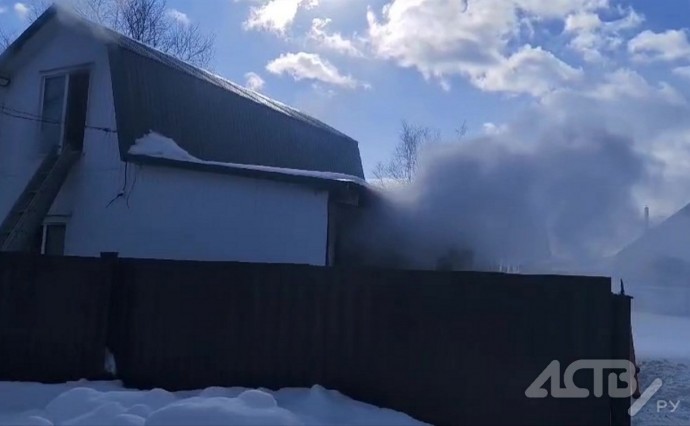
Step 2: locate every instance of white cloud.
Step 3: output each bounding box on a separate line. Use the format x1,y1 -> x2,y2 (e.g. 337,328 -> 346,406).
628,29 -> 690,62
244,72 -> 266,91
483,122 -> 508,135
0,6 -> 7,14
310,82 -> 336,98
673,66 -> 690,79
366,0 -> 593,96
564,11 -> 601,33
266,51 -> 366,88
13,2 -> 29,19
564,7 -> 643,62
166,9 -> 191,26
585,68 -> 685,105
541,69 -> 689,135
512,0 -> 609,17
244,0 -> 318,34
308,18 -> 363,57
474,45 -> 582,97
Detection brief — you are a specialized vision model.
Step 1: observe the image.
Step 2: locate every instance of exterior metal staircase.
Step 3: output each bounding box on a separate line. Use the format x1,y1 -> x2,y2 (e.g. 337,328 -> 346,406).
0,148 -> 79,252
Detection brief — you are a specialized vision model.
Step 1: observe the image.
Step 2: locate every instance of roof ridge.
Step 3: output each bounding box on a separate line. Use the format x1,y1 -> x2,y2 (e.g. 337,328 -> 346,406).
53,6 -> 357,143
2,3 -> 356,144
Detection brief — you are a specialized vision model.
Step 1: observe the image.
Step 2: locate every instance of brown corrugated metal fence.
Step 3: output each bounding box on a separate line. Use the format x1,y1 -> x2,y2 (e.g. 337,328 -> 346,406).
0,253 -> 111,382
0,253 -> 632,425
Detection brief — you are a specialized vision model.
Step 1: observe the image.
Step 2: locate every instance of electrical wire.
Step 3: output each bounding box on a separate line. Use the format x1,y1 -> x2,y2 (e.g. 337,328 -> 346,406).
106,161 -> 127,208
0,105 -> 118,134
0,104 -> 129,206
126,163 -> 140,207
107,151 -> 140,209
106,138 -> 131,208
1,105 -> 141,207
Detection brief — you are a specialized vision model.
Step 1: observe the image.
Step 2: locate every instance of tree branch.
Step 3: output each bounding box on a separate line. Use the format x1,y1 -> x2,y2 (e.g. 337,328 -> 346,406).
26,0 -> 215,68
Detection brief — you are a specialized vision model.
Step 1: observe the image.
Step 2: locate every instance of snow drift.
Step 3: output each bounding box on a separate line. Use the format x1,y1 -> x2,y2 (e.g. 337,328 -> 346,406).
0,382 -> 425,426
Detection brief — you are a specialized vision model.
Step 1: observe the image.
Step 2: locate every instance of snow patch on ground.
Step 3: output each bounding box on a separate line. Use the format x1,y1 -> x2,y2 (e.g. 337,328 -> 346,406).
633,311 -> 690,360
129,131 -> 367,185
0,382 -> 425,426
633,360 -> 690,426
632,312 -> 690,425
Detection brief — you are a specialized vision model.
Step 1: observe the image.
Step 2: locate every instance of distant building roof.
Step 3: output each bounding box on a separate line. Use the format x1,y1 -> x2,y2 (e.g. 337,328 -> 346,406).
0,5 -> 365,179
616,204 -> 690,261
613,203 -> 690,286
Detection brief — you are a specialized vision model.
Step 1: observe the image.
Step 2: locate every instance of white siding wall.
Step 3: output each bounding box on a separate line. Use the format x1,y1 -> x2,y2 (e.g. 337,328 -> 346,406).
68,165 -> 329,264
0,22 -> 117,223
0,25 -> 330,265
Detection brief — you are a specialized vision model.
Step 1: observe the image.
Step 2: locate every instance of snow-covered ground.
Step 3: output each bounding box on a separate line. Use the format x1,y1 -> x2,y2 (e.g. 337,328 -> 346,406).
0,383 -> 426,426
632,311 -> 690,426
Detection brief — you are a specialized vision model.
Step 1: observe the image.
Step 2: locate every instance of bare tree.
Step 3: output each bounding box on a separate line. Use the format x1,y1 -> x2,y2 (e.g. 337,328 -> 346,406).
455,120 -> 468,141
159,20 -> 215,67
373,120 -> 440,183
26,0 -> 215,67
0,27 -> 14,52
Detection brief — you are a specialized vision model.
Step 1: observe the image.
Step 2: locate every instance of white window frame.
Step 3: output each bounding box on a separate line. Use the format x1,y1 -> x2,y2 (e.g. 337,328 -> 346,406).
38,64 -> 93,153
38,73 -> 69,152
41,217 -> 69,255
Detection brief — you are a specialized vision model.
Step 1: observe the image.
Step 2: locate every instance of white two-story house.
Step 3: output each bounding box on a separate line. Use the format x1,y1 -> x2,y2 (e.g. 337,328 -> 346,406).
0,5 -> 366,265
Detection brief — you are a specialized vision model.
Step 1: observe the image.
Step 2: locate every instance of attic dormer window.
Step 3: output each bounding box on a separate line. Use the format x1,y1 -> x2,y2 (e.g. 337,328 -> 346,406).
40,75 -> 66,153
39,70 -> 91,153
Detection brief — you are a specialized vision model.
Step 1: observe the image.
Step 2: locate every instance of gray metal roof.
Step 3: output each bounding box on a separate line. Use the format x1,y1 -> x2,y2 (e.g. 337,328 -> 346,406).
2,6 -> 365,179
108,45 -> 364,178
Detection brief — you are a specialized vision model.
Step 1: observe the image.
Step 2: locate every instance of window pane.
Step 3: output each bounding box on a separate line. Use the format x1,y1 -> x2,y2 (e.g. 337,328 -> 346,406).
44,224 -> 66,256
41,75 -> 66,151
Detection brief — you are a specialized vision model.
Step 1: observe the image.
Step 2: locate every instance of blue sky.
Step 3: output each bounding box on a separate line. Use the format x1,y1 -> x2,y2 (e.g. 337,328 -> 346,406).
2,0 -> 690,201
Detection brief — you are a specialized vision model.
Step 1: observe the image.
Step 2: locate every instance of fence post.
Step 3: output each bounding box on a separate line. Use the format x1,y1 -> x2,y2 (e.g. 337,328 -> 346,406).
100,252 -> 120,379
610,292 -> 633,426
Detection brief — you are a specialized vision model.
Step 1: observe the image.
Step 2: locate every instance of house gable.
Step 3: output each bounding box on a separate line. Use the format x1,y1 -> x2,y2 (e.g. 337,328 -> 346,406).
1,5 -> 365,179
0,5 -> 364,265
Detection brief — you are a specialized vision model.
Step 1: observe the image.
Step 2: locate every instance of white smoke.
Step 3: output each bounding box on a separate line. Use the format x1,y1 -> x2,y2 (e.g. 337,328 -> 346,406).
341,118 -> 654,272
341,67 -> 690,279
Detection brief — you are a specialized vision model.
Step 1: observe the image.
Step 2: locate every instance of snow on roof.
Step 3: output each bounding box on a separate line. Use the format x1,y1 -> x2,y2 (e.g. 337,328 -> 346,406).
129,132 -> 368,187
